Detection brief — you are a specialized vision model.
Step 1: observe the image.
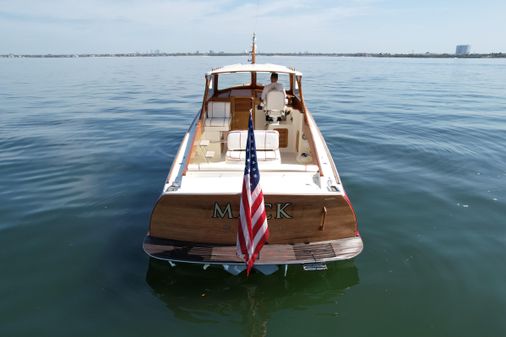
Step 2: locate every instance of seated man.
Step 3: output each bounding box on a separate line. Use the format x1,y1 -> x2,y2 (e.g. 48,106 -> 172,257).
260,72 -> 286,103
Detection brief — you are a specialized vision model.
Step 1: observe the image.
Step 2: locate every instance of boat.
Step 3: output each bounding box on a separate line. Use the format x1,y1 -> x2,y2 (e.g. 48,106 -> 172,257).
143,35 -> 363,275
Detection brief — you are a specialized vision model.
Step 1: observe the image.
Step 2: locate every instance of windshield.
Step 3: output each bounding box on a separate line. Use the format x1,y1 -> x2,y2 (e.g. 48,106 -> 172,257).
256,72 -> 290,90
217,72 -> 251,90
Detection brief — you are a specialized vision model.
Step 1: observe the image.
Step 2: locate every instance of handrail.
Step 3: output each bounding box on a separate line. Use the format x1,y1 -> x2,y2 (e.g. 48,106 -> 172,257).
166,113 -> 200,191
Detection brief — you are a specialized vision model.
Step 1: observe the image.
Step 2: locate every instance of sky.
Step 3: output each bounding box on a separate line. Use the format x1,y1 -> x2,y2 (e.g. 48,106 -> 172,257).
1,0 -> 505,54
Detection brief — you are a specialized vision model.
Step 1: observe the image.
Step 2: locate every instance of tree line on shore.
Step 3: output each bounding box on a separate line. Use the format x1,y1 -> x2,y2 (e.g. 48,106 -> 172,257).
2,52 -> 505,58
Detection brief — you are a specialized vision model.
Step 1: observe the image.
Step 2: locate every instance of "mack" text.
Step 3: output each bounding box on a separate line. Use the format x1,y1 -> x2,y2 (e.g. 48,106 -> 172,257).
212,202 -> 293,219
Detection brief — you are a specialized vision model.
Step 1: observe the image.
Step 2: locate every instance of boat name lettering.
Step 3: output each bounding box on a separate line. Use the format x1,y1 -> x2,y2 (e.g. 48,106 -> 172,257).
212,202 -> 234,219
212,202 -> 293,219
265,202 -> 293,220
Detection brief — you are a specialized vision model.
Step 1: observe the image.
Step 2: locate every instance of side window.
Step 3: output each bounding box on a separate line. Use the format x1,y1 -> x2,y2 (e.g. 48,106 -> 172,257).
208,77 -> 214,97
294,76 -> 301,99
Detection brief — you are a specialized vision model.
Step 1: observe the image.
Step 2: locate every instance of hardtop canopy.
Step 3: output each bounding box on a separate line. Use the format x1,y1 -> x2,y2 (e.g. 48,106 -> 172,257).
207,63 -> 302,76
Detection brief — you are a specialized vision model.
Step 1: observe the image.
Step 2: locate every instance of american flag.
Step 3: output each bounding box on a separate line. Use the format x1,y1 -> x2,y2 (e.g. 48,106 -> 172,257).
236,112 -> 270,275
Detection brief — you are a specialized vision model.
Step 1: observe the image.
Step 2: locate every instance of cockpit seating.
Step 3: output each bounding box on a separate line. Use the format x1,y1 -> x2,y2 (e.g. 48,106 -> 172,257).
205,101 -> 231,131
226,130 -> 280,163
264,90 -> 286,122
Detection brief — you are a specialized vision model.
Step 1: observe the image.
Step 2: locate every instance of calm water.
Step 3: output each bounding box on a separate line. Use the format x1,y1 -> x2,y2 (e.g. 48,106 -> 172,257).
1,56 -> 505,337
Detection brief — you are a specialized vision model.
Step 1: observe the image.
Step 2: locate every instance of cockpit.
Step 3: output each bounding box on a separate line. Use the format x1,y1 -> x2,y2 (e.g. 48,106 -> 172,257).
187,64 -> 318,172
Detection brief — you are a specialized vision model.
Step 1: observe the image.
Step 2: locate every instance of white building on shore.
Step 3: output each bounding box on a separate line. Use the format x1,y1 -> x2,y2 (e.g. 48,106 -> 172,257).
456,45 -> 471,55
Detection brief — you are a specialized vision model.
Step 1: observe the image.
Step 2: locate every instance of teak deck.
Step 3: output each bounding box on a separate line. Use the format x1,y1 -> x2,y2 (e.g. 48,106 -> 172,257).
144,236 -> 363,265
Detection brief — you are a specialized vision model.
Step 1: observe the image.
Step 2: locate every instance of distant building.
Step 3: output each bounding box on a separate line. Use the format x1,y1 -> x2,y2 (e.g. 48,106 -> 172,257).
456,45 -> 471,55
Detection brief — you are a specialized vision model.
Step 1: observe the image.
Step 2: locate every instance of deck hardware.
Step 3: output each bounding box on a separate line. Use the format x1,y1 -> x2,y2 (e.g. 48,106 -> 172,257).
168,260 -> 176,267
166,182 -> 180,192
319,206 -> 327,231
303,262 -> 327,271
284,264 -> 288,277
327,178 -> 339,192
203,264 -> 210,270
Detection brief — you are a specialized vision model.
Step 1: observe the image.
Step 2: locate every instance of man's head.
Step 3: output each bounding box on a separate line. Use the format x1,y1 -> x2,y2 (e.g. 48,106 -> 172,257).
270,72 -> 278,83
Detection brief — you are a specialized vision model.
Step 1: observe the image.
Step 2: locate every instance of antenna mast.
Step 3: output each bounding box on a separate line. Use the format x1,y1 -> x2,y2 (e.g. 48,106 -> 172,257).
251,33 -> 256,64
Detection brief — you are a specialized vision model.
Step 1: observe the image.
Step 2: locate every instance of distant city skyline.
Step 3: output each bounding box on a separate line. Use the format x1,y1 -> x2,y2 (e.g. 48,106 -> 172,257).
1,0 -> 505,54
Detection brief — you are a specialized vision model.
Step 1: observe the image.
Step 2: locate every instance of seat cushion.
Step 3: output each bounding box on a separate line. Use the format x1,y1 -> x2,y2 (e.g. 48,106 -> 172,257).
204,117 -> 232,127
205,101 -> 232,131
227,130 -> 279,151
207,101 -> 231,118
265,90 -> 285,111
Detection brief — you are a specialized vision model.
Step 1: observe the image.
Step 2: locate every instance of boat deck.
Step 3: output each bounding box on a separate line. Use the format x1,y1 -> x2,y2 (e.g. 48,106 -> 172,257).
177,171 -> 325,194
178,149 -> 327,194
189,151 -> 316,171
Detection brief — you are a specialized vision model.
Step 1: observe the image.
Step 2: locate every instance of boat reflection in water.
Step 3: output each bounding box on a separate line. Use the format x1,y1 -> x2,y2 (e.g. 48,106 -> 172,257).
145,259 -> 359,335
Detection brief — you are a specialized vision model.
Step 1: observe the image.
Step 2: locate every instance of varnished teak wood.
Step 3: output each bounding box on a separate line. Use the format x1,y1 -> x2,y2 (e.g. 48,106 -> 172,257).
144,236 -> 363,265
231,97 -> 254,130
150,194 -> 357,245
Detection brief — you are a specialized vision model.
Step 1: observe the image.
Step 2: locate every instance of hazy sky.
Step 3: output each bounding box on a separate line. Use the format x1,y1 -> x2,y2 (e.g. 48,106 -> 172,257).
1,0 -> 505,54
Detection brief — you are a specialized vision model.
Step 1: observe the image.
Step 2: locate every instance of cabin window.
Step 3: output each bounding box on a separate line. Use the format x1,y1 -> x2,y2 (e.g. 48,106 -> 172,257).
257,72 -> 290,92
218,72 -> 251,90
207,77 -> 214,97
294,77 -> 300,99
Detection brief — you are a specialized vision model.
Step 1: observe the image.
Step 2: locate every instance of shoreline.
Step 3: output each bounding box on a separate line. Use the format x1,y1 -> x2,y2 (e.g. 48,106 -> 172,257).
1,52 -> 505,59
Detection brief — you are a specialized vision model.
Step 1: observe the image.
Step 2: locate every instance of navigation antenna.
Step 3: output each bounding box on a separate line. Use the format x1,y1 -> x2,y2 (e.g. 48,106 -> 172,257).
249,33 -> 256,64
